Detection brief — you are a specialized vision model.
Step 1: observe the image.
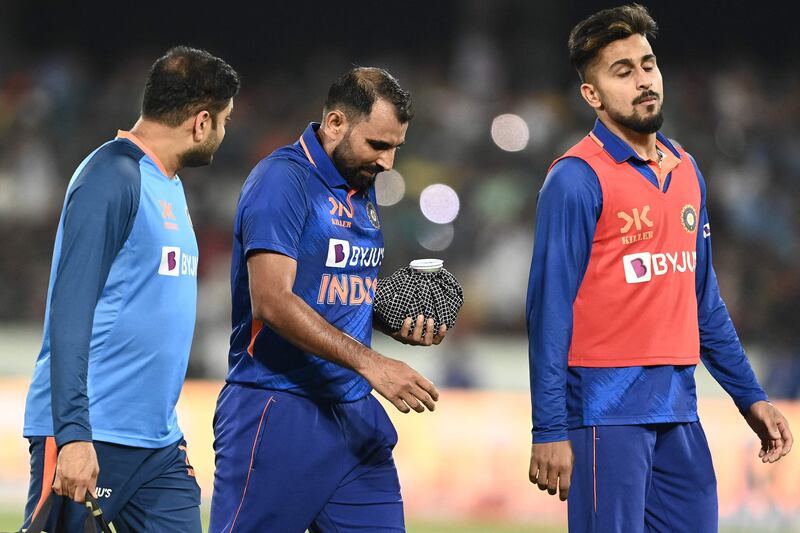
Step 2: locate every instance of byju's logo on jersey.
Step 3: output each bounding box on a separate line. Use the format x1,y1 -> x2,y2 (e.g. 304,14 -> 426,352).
159,246 -> 181,276
325,238 -> 384,269
623,252 -> 652,283
623,250 -> 697,284
326,239 -> 351,268
158,246 -> 198,277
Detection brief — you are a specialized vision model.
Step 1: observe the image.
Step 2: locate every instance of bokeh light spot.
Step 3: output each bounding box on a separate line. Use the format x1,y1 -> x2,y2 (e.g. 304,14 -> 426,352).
491,114 -> 529,152
375,170 -> 406,206
416,223 -> 455,251
420,183 -> 460,224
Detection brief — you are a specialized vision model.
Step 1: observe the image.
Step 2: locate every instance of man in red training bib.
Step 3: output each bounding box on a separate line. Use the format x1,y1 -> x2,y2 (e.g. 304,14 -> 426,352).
525,4 -> 793,532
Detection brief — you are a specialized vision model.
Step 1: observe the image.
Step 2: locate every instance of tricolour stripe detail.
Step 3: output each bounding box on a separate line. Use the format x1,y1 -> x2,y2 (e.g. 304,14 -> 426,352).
178,444 -> 196,477
247,319 -> 263,357
345,188 -> 357,217
588,131 -> 604,148
31,436 -> 58,523
229,395 -> 276,532
593,426 -> 597,513
299,136 -> 317,167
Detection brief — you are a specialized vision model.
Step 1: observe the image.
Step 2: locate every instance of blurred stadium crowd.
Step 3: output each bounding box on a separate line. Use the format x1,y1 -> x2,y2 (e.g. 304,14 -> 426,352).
1,5 -> 799,398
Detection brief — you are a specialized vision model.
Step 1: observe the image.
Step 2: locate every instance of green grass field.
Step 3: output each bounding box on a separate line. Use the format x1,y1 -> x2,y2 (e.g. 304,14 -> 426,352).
1,509 -> 791,532
0,508 -> 558,532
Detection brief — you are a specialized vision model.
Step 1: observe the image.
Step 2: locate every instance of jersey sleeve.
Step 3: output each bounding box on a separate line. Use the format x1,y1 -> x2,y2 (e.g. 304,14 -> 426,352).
691,154 -> 768,412
526,158 -> 602,443
240,158 -> 309,260
50,148 -> 140,446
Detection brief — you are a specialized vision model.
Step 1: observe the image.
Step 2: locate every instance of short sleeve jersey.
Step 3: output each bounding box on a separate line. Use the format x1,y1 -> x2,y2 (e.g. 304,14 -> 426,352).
226,123 -> 384,402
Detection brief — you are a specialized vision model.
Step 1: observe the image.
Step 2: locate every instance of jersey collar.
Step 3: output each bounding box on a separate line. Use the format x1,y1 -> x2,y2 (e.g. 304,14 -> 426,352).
299,123 -> 350,189
116,130 -> 173,178
590,118 -> 682,165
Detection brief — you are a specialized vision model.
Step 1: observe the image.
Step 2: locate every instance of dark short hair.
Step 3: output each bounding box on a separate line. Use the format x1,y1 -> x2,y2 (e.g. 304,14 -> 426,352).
324,67 -> 414,123
568,4 -> 658,82
142,46 -> 240,127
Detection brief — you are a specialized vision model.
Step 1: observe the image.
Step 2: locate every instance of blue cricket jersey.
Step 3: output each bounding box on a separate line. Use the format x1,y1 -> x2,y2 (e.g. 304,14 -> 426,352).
226,123 -> 383,402
24,131 -> 199,448
527,119 -> 768,443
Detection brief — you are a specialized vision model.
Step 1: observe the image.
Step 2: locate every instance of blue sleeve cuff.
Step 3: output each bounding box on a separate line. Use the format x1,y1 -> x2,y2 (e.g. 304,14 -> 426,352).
532,429 -> 569,444
55,425 -> 93,448
733,392 -> 769,415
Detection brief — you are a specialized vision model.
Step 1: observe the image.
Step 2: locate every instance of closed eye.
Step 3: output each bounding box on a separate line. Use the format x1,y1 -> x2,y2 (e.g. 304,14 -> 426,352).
368,140 -> 392,150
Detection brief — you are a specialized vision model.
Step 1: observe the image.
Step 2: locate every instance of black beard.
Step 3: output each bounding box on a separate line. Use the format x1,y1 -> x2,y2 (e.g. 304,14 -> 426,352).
342,170 -> 378,190
612,109 -> 664,134
180,130 -> 219,168
180,147 -> 214,168
609,94 -> 664,134
332,142 -> 381,190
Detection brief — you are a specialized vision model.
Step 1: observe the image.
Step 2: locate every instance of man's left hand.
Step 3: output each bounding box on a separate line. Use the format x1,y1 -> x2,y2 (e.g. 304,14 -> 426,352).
744,400 -> 793,463
391,315 -> 447,346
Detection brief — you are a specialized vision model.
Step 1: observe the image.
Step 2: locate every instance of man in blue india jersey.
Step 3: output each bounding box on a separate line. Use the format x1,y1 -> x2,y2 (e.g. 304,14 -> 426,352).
210,66 -> 446,533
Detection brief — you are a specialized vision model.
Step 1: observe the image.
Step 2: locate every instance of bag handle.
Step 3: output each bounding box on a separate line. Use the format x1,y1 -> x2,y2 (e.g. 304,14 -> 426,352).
84,492 -> 115,533
23,491 -> 115,533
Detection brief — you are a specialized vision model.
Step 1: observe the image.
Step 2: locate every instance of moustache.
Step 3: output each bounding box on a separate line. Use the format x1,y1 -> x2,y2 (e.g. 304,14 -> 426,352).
362,165 -> 383,176
633,91 -> 660,105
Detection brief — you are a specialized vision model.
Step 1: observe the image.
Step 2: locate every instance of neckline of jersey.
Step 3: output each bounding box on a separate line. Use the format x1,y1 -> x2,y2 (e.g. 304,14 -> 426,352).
591,118 -> 682,166
299,123 -> 350,189
116,130 -> 173,179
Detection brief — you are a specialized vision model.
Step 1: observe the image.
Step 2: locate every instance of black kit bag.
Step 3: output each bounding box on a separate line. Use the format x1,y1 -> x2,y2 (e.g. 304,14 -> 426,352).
16,491 -> 115,533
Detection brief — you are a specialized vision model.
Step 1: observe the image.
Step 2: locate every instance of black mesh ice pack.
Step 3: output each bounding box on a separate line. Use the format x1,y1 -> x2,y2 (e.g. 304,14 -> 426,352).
373,262 -> 464,334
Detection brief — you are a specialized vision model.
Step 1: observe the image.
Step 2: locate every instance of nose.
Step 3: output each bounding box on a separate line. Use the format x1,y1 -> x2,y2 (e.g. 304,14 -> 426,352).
376,149 -> 395,172
636,68 -> 653,91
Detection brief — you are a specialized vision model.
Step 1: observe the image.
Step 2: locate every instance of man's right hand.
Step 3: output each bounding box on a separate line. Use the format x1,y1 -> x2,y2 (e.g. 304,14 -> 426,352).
362,356 -> 440,414
52,441 -> 99,503
246,252 -> 440,415
390,315 -> 447,346
529,440 -> 573,501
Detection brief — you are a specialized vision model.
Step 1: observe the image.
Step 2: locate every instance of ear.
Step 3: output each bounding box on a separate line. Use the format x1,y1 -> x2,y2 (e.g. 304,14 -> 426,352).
580,82 -> 603,111
192,110 -> 212,142
322,110 -> 348,141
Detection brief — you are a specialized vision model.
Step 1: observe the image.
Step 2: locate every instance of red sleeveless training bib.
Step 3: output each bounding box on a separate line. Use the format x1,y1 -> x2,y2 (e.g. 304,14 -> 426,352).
551,134 -> 701,367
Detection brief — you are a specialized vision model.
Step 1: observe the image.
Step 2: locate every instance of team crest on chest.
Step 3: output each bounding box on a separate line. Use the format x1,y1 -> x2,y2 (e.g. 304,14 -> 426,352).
680,204 -> 697,233
366,201 -> 380,229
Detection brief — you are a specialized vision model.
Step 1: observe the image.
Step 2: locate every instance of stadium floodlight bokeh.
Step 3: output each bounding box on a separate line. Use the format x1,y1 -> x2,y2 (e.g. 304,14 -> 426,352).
419,183 -> 460,224
416,222 -> 455,251
490,113 -> 529,152
375,169 -> 406,206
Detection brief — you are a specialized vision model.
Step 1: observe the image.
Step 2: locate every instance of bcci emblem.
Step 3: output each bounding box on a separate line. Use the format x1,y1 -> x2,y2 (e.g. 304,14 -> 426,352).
680,204 -> 697,233
366,201 -> 380,229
